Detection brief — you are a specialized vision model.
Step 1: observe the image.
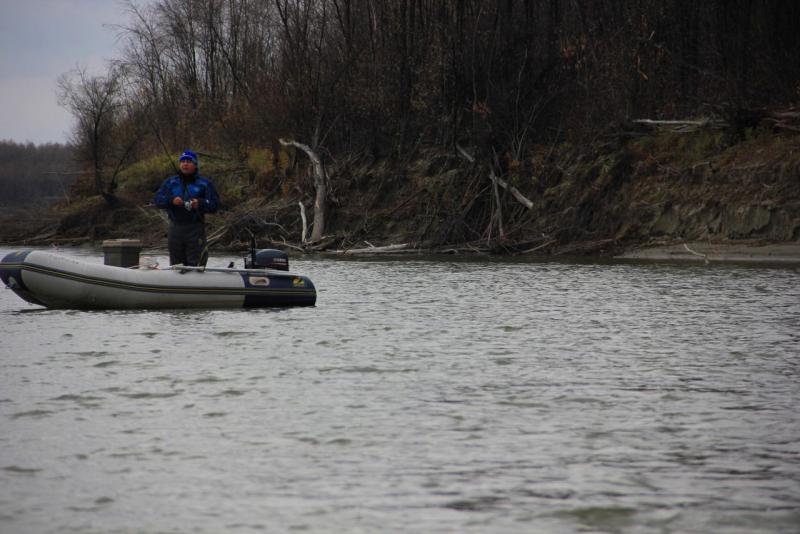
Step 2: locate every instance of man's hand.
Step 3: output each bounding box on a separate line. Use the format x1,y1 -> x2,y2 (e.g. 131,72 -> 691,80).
190,198 -> 199,210
172,196 -> 183,206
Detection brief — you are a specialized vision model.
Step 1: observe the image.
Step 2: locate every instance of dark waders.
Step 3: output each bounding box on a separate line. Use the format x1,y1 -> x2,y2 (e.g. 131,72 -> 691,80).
168,223 -> 208,266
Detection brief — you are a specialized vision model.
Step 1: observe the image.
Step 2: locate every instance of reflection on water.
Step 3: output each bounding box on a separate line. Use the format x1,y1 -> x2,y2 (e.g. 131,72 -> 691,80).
1,247 -> 799,533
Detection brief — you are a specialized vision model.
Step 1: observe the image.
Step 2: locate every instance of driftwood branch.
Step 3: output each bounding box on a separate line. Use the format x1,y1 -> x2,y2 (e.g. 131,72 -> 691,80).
637,108 -> 800,133
635,119 -> 714,127
490,170 -> 534,210
456,143 -> 534,210
683,242 -> 710,264
455,143 -> 476,163
762,110 -> 800,132
521,239 -> 557,254
634,118 -> 727,132
328,243 -> 412,255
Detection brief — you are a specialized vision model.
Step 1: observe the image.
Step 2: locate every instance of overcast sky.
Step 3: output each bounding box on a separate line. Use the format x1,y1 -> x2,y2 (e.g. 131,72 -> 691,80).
0,0 -> 137,145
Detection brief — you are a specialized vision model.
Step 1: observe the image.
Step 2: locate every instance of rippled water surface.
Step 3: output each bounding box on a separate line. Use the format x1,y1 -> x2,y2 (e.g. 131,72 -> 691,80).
1,247 -> 799,533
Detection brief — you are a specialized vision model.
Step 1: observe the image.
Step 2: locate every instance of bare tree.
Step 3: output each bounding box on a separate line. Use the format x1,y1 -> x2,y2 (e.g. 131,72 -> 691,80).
279,138 -> 327,242
58,66 -> 124,201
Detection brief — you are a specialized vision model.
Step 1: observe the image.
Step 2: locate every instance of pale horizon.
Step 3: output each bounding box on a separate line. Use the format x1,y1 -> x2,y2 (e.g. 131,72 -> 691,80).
0,0 -> 137,145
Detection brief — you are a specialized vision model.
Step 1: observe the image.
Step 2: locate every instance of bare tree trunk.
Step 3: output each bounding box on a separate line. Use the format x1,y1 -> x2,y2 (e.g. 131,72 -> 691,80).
490,169 -> 505,241
298,200 -> 308,244
279,138 -> 326,242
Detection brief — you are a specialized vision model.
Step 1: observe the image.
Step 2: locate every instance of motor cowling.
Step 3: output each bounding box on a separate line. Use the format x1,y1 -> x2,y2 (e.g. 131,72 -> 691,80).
245,249 -> 289,271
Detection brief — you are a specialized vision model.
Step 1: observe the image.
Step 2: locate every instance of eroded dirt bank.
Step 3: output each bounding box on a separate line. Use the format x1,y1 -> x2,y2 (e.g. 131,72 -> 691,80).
1,128 -> 798,263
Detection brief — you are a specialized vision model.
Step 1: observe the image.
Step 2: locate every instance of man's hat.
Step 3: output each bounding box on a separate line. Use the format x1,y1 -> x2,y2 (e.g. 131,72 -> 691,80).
179,150 -> 198,165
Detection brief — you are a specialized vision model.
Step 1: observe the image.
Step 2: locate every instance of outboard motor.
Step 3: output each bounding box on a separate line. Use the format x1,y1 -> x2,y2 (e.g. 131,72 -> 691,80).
245,248 -> 289,271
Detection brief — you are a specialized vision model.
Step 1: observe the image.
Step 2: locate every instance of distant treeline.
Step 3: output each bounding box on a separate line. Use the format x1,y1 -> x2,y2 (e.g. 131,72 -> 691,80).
59,0 -> 800,197
0,141 -> 77,206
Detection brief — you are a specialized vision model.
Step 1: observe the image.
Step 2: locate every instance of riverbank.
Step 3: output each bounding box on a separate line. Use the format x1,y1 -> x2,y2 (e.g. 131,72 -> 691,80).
318,239 -> 800,266
1,127 -> 799,264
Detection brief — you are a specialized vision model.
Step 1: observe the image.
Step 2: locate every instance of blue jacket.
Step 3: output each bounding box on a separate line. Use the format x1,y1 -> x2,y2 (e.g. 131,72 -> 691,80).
154,173 -> 220,225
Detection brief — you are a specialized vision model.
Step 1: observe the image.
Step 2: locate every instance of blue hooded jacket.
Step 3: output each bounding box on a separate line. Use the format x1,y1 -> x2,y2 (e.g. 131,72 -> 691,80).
154,173 -> 220,225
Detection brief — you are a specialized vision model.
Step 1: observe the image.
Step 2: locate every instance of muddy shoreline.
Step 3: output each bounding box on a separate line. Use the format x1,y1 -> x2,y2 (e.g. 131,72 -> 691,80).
2,127 -> 798,266
2,235 -> 798,266
614,240 -> 800,265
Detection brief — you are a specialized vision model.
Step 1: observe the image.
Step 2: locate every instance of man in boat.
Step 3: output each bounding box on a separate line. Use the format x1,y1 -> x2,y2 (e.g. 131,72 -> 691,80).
154,150 -> 220,266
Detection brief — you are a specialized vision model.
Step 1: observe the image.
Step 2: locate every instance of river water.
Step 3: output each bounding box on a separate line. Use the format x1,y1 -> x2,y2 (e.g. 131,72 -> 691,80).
1,247 -> 798,533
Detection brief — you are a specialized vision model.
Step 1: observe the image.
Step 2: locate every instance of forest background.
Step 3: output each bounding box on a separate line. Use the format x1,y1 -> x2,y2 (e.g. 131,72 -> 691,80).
2,0 -> 799,256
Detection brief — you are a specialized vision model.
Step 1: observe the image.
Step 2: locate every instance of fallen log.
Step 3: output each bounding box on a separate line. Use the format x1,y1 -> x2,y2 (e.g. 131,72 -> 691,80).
456,144 -> 535,210
327,243 -> 414,255
520,239 -> 558,254
490,169 -> 534,210
633,118 -> 727,131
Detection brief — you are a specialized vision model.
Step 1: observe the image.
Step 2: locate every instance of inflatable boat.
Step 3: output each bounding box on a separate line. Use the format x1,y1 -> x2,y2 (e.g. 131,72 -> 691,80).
0,249 -> 316,309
